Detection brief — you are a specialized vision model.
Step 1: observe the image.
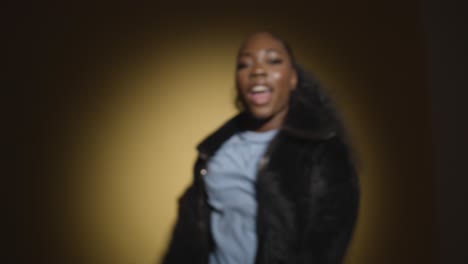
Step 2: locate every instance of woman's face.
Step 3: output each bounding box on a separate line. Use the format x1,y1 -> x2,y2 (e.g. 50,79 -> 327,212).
236,32 -> 297,127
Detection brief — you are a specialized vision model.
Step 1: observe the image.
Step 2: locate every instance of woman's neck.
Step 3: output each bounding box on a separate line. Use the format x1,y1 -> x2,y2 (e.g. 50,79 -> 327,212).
241,109 -> 288,132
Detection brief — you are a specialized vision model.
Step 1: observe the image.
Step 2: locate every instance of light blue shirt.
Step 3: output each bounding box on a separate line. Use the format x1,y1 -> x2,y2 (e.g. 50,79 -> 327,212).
204,129 -> 278,264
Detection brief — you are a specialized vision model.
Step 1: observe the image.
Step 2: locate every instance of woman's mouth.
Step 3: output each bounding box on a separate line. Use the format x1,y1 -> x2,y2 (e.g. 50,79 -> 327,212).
247,85 -> 273,106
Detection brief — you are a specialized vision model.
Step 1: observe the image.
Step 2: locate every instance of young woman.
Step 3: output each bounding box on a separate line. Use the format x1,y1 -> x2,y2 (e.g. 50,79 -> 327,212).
163,31 -> 360,264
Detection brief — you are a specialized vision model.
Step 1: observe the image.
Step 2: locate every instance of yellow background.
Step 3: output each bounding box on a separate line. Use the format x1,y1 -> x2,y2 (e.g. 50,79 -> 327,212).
16,1 -> 438,263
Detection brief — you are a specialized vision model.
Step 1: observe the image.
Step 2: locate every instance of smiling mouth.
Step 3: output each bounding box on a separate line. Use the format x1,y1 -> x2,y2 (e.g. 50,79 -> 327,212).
247,85 -> 273,106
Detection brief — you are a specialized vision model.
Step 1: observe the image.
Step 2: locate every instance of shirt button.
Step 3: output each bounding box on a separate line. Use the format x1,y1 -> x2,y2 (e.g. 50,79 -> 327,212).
200,169 -> 207,175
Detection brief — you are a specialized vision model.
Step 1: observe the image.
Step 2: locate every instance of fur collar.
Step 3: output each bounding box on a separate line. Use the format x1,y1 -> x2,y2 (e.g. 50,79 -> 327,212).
197,91 -> 338,157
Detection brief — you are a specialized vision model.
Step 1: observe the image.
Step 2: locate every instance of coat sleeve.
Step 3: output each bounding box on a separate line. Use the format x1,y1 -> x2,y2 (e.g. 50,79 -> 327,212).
161,157 -> 212,264
161,185 -> 202,264
299,136 -> 360,264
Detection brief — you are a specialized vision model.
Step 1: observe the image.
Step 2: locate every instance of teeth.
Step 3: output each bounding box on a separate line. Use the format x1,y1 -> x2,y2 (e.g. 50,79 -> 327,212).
251,85 -> 269,93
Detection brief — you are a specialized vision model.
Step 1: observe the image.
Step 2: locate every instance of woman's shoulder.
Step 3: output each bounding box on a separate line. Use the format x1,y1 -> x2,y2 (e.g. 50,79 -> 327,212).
196,114 -> 243,157
314,135 -> 359,187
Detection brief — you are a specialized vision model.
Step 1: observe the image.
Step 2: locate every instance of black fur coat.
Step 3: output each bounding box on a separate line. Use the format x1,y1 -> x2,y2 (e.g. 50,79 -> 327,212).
162,81 -> 360,264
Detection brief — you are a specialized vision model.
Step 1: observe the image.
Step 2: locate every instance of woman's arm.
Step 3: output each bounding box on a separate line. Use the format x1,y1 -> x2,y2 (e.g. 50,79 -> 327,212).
162,157 -> 211,264
299,137 -> 360,264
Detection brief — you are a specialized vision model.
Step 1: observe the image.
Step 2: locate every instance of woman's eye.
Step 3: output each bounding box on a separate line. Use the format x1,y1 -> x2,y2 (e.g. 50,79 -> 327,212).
237,62 -> 248,70
269,58 -> 283,64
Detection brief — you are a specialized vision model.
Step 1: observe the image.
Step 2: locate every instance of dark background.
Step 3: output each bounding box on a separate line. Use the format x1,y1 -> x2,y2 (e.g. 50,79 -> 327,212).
8,0 -> 467,263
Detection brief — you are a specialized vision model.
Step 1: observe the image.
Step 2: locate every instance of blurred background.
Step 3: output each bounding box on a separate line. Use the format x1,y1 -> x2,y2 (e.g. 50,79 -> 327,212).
9,0 -> 467,263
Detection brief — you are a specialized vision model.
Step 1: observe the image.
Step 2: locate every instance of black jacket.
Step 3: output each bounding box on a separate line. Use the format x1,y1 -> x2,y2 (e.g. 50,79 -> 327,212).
163,86 -> 360,264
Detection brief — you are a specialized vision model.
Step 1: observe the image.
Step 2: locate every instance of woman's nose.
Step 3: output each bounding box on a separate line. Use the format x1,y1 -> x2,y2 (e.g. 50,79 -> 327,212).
250,63 -> 267,78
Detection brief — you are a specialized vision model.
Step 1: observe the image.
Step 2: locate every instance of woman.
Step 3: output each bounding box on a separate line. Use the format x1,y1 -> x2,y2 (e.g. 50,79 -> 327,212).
163,31 -> 360,264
